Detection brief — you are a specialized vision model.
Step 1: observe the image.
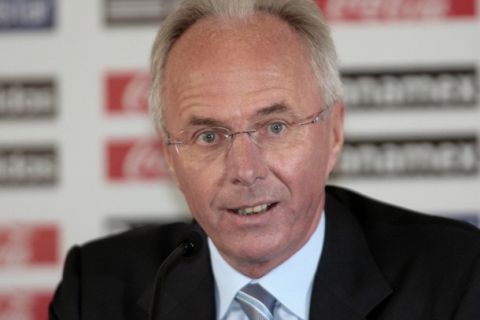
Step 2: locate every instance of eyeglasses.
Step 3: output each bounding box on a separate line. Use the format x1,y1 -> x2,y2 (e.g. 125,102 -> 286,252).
165,105 -> 331,162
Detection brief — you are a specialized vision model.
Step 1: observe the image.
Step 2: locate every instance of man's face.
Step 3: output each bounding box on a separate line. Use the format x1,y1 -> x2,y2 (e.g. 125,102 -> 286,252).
161,14 -> 344,277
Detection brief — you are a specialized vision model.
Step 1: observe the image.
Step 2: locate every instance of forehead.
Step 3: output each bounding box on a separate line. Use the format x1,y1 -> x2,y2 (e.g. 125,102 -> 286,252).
166,13 -> 310,70
162,13 -> 320,127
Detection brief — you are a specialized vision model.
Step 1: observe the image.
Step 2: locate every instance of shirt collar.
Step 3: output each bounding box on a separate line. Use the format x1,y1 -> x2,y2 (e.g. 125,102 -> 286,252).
209,212 -> 325,319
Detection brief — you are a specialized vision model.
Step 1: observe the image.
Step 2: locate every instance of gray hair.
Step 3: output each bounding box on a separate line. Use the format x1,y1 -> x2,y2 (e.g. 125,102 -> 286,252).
149,0 -> 343,127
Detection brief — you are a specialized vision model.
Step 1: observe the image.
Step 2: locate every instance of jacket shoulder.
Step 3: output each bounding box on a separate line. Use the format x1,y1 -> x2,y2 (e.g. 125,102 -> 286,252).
50,222 -> 197,319
326,185 -> 480,315
326,185 -> 480,259
79,221 -> 195,274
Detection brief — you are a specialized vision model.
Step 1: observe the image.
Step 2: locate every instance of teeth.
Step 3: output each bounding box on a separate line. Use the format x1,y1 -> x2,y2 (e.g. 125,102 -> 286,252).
237,203 -> 269,215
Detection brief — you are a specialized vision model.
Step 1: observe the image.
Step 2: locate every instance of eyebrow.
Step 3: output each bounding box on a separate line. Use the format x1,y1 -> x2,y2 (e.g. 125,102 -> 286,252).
255,103 -> 289,116
186,103 -> 292,127
188,116 -> 225,127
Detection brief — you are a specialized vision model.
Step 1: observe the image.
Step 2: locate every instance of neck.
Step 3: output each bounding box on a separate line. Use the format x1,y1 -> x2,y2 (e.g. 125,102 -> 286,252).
232,260 -> 280,279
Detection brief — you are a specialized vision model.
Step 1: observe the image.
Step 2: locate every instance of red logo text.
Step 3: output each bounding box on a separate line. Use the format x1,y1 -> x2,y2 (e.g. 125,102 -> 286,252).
316,0 -> 476,21
107,138 -> 170,181
105,71 -> 150,114
0,224 -> 59,267
0,290 -> 52,320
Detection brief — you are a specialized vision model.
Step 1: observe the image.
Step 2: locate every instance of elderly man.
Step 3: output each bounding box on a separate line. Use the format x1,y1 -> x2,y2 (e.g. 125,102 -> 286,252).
50,0 -> 480,319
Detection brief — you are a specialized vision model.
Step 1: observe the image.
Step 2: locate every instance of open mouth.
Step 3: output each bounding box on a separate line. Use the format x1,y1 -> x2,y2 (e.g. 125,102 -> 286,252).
230,202 -> 277,216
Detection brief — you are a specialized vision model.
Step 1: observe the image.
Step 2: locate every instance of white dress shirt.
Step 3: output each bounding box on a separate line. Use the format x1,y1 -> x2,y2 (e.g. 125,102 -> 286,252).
208,213 -> 325,320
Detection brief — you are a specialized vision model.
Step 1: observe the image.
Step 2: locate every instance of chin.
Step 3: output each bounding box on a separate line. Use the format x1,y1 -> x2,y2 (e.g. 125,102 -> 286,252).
235,241 -> 286,264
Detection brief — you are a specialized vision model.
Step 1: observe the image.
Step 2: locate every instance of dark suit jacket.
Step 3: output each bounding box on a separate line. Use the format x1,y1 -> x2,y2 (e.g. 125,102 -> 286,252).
49,186 -> 480,319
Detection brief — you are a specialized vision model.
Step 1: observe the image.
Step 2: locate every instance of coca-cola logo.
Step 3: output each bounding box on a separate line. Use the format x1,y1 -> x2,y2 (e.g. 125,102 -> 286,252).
0,224 -> 59,267
107,139 -> 170,181
0,290 -> 52,320
316,0 -> 476,21
105,72 -> 149,114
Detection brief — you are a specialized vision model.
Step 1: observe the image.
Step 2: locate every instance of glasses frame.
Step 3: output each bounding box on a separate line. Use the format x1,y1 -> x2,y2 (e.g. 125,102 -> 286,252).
165,105 -> 331,150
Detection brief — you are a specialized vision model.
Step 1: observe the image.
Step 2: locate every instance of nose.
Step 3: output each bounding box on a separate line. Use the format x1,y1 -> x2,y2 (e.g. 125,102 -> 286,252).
224,132 -> 268,186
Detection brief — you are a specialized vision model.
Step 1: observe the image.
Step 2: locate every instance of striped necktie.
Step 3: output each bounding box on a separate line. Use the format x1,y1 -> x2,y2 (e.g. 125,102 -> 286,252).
235,283 -> 277,320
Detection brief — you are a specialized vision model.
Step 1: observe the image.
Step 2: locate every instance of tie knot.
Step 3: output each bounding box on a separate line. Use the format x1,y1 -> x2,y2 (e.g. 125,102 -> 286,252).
235,283 -> 276,320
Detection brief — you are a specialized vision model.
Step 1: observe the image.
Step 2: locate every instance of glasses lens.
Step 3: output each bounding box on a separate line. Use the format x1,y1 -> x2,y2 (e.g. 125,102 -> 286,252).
172,109 -> 324,162
180,127 -> 231,162
255,120 -> 309,151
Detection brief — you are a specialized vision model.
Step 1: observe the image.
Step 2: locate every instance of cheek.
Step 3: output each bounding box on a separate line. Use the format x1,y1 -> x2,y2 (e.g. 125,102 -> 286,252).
173,161 -> 221,211
269,141 -> 329,216
270,139 -> 330,187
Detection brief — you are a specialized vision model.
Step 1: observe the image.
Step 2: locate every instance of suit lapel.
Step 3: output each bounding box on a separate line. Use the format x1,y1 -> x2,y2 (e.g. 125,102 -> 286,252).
309,190 -> 393,320
137,228 -> 216,320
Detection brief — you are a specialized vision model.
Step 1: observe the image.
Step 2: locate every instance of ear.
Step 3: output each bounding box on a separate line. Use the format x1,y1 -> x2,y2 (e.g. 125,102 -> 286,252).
326,102 -> 345,176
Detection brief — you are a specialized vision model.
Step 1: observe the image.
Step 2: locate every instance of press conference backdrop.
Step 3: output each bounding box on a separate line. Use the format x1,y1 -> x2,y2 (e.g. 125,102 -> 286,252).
0,0 -> 479,319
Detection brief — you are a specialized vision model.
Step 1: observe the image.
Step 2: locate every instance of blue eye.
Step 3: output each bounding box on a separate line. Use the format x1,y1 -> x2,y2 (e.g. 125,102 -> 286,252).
268,122 -> 286,135
197,131 -> 217,144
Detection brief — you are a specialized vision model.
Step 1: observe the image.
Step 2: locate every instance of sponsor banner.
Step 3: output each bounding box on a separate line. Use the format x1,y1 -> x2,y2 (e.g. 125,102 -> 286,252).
0,223 -> 59,268
316,0 -> 476,21
105,72 -> 149,114
333,134 -> 479,178
104,0 -> 176,25
0,0 -> 55,31
0,146 -> 58,187
0,79 -> 56,120
106,138 -> 170,181
342,66 -> 478,110
0,290 -> 51,320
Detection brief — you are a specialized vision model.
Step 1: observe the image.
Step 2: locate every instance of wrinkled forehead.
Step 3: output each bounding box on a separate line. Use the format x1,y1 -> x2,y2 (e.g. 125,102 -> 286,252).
169,13 -> 306,62
162,13 -> 320,128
